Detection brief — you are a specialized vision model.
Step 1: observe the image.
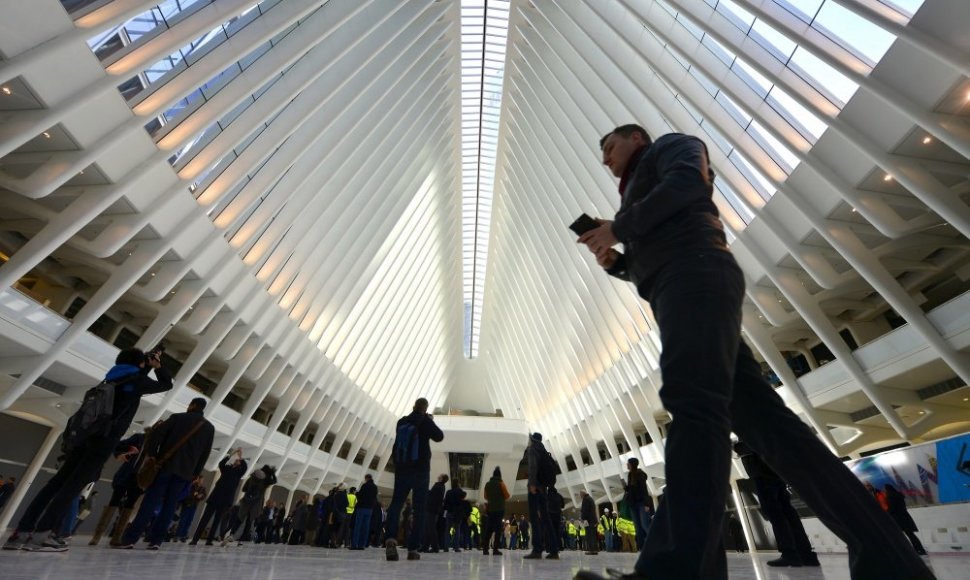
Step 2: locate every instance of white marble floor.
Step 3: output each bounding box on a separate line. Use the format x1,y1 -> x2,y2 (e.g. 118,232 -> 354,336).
1,541 -> 967,580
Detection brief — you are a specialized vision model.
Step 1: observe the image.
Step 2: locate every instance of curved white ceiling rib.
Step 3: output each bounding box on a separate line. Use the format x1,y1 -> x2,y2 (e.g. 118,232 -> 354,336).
0,0 -> 967,496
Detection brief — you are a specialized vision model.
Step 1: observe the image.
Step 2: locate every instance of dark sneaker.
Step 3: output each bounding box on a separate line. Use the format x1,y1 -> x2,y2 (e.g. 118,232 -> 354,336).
546,552 -> 560,559
574,570 -> 647,580
385,539 -> 399,561
767,557 -> 802,567
523,551 -> 543,559
147,544 -> 160,551
24,534 -> 68,553
801,554 -> 821,567
585,551 -> 599,555
111,543 -> 135,549
3,534 -> 25,551
407,551 -> 420,561
492,549 -> 502,555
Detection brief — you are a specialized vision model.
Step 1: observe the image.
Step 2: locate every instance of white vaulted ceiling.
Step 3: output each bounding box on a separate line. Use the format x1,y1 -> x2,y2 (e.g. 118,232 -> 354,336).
0,0 -> 969,494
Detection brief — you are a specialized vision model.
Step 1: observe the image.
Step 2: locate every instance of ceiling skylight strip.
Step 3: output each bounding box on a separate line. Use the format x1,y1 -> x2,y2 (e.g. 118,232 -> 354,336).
461,0 -> 509,358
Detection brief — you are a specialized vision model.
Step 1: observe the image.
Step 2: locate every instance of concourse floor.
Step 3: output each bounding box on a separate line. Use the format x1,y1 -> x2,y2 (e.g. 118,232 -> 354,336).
1,539 -> 967,580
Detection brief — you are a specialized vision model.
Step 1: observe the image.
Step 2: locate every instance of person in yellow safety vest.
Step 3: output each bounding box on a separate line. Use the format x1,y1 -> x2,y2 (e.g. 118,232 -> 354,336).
342,487 -> 357,547
578,521 -> 587,551
567,520 -> 578,550
346,489 -> 357,515
469,505 -> 481,548
617,517 -> 636,552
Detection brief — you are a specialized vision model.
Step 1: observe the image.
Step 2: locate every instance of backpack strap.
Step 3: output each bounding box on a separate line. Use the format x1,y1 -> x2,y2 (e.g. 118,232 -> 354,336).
157,420 -> 206,465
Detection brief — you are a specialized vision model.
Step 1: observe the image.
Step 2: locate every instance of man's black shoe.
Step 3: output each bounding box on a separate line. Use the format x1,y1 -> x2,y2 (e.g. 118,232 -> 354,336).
523,551 -> 543,559
801,554 -> 821,566
573,569 -> 647,580
767,557 -> 802,567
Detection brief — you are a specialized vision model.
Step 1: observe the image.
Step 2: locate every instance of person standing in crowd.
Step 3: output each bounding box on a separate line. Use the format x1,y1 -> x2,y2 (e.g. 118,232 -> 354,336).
574,124 -> 935,580
523,432 -> 559,560
117,397 -> 214,550
423,473 -> 448,553
622,457 -> 652,549
342,486 -> 357,547
0,476 -> 16,511
735,440 -> 819,567
332,484 -> 349,547
272,501 -> 286,544
548,486 -> 565,553
256,500 -> 278,544
443,478 -> 466,552
884,484 -> 928,556
88,429 -> 147,546
175,475 -> 207,542
305,497 -> 321,546
581,490 -> 599,555
289,497 -> 308,545
5,347 -> 172,552
230,464 -> 277,545
383,397 -> 444,562
190,448 -> 247,546
352,475 -> 377,550
482,466 -> 510,555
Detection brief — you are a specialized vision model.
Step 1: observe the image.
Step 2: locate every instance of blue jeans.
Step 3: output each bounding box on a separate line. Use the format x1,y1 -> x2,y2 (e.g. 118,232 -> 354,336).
384,468 -> 429,551
123,471 -> 188,546
352,508 -> 373,548
630,501 -> 652,549
446,515 -> 463,550
61,496 -> 80,536
176,504 -> 198,539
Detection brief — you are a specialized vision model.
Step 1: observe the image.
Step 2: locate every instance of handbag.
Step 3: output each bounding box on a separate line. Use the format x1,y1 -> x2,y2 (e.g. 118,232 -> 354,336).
136,420 -> 205,490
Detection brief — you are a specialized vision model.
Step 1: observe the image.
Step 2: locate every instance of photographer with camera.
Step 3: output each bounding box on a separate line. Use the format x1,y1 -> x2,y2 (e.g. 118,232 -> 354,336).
4,346 -> 172,552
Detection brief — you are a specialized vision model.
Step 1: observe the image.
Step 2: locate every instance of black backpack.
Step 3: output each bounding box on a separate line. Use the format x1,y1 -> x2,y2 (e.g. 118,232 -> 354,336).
537,449 -> 559,487
61,374 -> 135,453
393,417 -> 423,468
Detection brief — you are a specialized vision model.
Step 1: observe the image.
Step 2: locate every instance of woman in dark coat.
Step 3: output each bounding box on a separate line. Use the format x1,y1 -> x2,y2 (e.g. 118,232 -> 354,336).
884,485 -> 927,555
289,498 -> 308,545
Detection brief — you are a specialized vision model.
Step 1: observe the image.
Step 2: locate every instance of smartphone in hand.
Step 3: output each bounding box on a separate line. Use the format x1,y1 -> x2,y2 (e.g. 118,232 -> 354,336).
569,213 -> 600,236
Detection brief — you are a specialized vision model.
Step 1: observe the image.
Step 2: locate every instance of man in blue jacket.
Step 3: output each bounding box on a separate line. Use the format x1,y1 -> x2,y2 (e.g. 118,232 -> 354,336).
4,347 -> 171,552
574,126 -> 934,580
384,397 -> 444,561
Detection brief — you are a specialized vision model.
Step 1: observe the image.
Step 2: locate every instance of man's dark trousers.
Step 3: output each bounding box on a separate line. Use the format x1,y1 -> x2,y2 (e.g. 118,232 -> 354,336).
17,438 -> 113,534
756,479 -> 815,562
632,251 -> 934,579
526,489 -> 556,554
192,503 -> 229,542
384,468 -> 429,551
123,471 -> 189,546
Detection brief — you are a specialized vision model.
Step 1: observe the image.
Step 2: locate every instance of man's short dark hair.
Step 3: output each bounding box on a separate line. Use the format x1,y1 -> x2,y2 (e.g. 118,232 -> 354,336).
627,457 -> 640,468
189,397 -> 207,411
599,124 -> 651,150
414,397 -> 429,411
116,347 -> 145,366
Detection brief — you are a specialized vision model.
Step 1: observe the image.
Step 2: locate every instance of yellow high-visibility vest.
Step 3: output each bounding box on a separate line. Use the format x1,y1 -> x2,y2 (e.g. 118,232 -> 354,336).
346,493 -> 357,514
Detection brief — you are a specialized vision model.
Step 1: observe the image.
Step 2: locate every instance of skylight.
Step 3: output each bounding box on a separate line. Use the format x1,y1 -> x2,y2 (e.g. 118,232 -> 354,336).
461,0 -> 509,358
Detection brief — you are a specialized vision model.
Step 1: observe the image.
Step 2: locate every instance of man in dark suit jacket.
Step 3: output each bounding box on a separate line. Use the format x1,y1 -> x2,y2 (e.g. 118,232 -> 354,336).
574,125 -> 935,580
119,397 -> 214,550
190,448 -> 247,545
580,491 -> 598,555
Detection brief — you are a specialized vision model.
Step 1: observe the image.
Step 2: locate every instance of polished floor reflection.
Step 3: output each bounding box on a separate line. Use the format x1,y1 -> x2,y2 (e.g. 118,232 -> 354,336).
0,540 -> 967,579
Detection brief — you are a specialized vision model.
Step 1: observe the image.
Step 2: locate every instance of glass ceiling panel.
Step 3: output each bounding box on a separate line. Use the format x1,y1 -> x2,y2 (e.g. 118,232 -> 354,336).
461,0 -> 509,358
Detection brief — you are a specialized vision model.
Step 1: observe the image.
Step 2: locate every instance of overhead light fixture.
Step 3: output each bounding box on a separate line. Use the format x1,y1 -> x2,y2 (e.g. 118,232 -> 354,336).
43,131 -> 51,139
883,174 -> 893,182
851,208 -> 857,213
1,87 -> 11,95
922,136 -> 932,145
